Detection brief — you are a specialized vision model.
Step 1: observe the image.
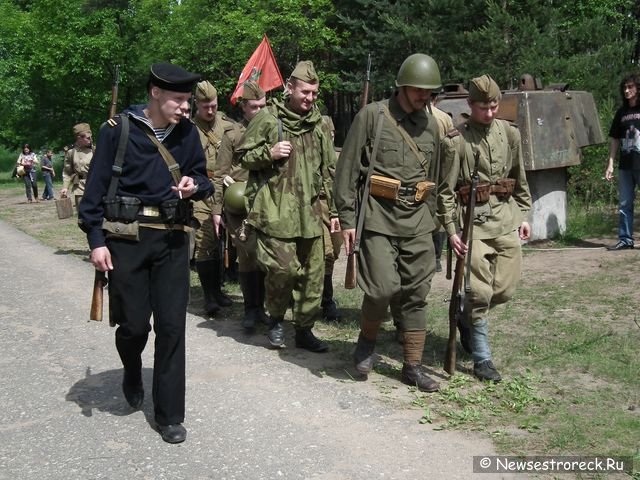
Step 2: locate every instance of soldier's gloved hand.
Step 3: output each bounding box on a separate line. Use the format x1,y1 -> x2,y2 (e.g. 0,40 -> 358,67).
449,233 -> 468,259
270,141 -> 292,160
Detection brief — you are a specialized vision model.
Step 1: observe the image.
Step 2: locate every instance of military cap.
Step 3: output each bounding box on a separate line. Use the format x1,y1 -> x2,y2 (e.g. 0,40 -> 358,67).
240,81 -> 265,101
73,123 -> 91,136
290,60 -> 318,84
148,63 -> 200,93
468,74 -> 501,103
195,81 -> 218,101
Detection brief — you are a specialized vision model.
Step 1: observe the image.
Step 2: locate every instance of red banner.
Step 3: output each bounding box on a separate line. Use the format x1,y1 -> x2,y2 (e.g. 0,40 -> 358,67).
230,34 -> 284,105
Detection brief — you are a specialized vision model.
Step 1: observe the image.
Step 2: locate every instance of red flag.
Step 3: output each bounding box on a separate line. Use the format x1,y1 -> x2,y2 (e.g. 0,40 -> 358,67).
230,34 -> 284,105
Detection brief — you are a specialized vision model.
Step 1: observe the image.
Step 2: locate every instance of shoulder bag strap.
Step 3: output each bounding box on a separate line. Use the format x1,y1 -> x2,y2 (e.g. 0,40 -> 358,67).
106,115 -> 130,200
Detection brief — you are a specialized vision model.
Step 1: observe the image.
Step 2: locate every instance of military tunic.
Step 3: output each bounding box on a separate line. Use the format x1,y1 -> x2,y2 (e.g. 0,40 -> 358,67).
237,98 -> 336,327
62,146 -> 93,203
213,119 -> 257,272
438,118 -> 531,322
193,112 -> 236,261
334,93 -> 440,330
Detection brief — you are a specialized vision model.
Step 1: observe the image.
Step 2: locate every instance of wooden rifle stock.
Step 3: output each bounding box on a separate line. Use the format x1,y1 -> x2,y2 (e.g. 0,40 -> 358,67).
444,152 -> 480,375
90,270 -> 108,322
224,228 -> 230,269
344,252 -> 357,289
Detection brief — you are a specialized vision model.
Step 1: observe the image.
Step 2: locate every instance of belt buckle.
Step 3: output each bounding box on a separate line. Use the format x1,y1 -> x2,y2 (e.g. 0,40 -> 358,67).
142,206 -> 160,217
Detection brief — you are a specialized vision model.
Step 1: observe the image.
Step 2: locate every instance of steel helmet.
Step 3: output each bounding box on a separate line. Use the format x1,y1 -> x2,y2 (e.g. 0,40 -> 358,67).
395,54 -> 442,90
223,181 -> 247,215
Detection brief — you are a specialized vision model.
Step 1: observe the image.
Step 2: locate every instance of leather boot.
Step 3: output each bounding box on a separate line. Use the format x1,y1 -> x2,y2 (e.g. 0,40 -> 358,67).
401,330 -> 440,392
474,359 -> 502,382
321,274 -> 341,322
267,316 -> 285,348
295,328 -> 329,353
401,363 -> 440,392
212,260 -> 232,307
353,333 -> 376,376
196,260 -> 220,316
239,272 -> 260,332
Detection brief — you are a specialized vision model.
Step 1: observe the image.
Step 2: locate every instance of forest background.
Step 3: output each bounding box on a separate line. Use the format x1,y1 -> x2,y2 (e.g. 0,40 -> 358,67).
1,0 -> 639,206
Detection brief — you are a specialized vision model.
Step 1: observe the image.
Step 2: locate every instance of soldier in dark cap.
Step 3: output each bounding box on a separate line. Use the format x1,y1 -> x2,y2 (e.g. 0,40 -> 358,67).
191,80 -> 236,316
212,81 -> 267,332
438,74 -> 531,382
236,61 -> 339,352
334,53 -> 442,392
79,62 -> 212,443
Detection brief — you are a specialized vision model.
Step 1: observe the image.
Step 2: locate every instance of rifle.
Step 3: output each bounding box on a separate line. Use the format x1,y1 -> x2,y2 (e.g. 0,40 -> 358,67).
345,105 -> 385,289
90,64 -> 120,324
224,227 -> 230,269
444,152 -> 480,375
109,64 -> 120,118
360,53 -> 372,111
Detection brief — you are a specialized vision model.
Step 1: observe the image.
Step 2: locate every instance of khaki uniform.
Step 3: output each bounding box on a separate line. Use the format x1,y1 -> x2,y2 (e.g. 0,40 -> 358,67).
193,112 -> 236,260
334,94 -> 440,331
438,118 -> 531,362
213,119 -> 256,272
63,146 -> 93,204
238,98 -> 336,328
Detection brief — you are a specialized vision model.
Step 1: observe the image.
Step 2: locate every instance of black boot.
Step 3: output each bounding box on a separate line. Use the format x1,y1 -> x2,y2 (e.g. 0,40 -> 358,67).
473,360 -> 502,382
401,363 -> 440,392
239,272 -> 260,332
295,328 -> 329,353
321,274 -> 341,322
353,333 -> 376,376
195,260 -> 220,316
267,316 -> 285,348
212,260 -> 232,307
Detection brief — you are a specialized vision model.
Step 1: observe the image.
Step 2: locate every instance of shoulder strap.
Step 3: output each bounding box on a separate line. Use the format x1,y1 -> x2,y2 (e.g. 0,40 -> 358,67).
380,105 -> 430,175
106,115 -> 130,200
277,118 -> 283,142
354,104 -> 385,240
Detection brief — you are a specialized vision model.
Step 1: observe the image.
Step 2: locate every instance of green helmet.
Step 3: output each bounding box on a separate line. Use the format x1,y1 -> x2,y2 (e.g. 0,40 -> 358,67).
223,181 -> 247,215
395,54 -> 442,90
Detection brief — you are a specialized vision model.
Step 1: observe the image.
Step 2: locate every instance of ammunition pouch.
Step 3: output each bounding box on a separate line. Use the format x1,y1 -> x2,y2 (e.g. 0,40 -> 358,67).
370,175 -> 401,200
103,196 -> 141,222
159,198 -> 195,226
369,175 -> 434,204
457,178 -> 515,205
493,178 -> 515,200
102,219 -> 140,242
415,181 -> 435,202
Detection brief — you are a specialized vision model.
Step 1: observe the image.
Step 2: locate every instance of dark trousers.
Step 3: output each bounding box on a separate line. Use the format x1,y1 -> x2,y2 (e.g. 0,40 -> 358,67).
107,227 -> 190,426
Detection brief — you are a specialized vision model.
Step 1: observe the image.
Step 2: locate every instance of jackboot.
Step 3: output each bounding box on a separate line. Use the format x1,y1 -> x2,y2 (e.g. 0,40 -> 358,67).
267,316 -> 285,348
239,271 -> 260,332
353,332 -> 376,376
401,330 -> 440,392
321,274 -> 341,322
212,260 -> 232,307
195,260 -> 220,316
295,328 -> 329,353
